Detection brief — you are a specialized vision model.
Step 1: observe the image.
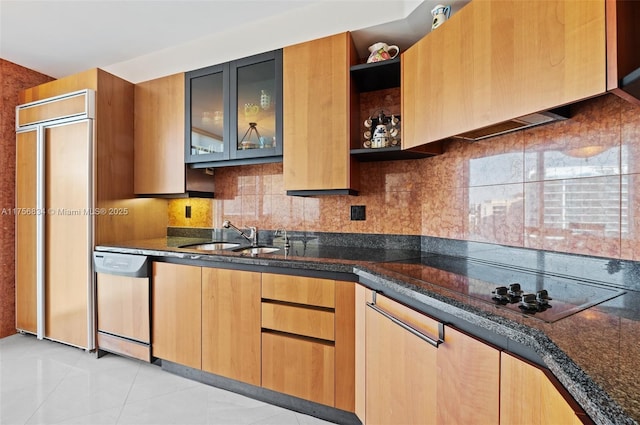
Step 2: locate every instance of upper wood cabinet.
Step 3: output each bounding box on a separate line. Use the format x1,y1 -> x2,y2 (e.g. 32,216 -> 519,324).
402,0 -> 607,149
606,0 -> 640,105
134,73 -> 214,196
185,50 -> 283,167
283,32 -> 360,195
135,74 -> 185,195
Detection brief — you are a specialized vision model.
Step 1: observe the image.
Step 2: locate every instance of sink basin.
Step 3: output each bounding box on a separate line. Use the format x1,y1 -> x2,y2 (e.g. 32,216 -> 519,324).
233,246 -> 281,255
180,242 -> 240,250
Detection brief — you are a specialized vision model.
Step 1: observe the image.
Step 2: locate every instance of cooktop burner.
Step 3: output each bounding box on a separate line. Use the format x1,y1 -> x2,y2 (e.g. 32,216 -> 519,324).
379,255 -> 625,322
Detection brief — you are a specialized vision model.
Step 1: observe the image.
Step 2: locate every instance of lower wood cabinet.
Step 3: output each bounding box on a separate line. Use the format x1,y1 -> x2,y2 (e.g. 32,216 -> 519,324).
260,273 -> 355,411
357,287 -> 589,425
437,325 -> 500,424
262,332 -> 335,406
365,294 -> 438,424
501,352 -> 587,424
151,265 -> 354,411
201,268 -> 261,386
152,262 -> 202,369
151,267 -> 588,424
361,290 -> 500,425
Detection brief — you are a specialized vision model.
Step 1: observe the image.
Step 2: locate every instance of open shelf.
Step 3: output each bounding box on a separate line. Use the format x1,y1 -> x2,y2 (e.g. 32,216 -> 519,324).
350,146 -> 436,162
350,58 -> 401,92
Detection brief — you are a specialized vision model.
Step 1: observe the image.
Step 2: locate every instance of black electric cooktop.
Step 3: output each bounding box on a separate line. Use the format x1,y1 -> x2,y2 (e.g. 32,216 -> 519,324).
379,254 -> 626,322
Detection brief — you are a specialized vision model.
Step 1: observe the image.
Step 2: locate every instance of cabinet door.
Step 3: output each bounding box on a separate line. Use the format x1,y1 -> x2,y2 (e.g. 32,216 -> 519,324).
201,268 -> 261,386
436,326 -> 500,424
134,74 -> 186,195
185,50 -> 283,165
15,129 -> 38,334
365,295 -> 438,425
230,50 -> 283,160
283,32 -> 359,193
45,121 -> 92,349
96,274 -> 150,342
186,63 -> 229,163
501,352 -> 586,425
402,0 -> 606,148
152,262 -> 201,369
262,332 -> 335,406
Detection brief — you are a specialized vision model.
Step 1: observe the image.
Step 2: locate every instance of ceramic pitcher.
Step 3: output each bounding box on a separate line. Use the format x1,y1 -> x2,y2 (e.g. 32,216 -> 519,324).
367,42 -> 400,63
431,4 -> 451,30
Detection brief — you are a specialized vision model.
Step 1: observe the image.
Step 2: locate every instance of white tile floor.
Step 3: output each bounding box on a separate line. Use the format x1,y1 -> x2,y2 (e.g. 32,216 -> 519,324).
0,334 -> 335,425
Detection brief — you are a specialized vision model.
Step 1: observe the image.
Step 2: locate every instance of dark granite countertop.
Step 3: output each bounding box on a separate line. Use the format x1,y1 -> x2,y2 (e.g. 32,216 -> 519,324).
95,234 -> 640,425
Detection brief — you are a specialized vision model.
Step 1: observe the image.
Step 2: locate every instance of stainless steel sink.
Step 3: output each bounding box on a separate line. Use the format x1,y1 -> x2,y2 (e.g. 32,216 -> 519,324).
180,242 -> 241,250
233,246 -> 280,255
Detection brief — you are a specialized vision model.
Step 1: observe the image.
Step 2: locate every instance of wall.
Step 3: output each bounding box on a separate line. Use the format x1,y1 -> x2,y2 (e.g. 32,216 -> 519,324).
170,94 -> 640,262
0,59 -> 53,338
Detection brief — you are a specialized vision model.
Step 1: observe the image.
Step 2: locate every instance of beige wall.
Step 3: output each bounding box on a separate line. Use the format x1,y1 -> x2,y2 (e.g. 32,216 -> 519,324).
0,59 -> 53,338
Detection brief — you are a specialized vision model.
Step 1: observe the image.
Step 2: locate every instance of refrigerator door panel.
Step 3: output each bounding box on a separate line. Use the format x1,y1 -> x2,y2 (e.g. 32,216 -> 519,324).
15,129 -> 38,334
44,120 -> 93,349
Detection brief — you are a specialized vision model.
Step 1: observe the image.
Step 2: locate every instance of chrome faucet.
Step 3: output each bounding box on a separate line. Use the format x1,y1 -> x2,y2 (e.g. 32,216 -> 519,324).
223,220 -> 258,246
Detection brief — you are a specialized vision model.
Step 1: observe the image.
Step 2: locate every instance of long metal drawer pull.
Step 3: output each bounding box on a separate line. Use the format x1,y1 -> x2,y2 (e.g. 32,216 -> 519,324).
367,299 -> 444,348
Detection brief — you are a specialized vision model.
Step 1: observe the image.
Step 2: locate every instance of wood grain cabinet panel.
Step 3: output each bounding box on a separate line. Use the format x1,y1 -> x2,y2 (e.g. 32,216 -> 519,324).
134,73 -> 186,195
152,262 -> 202,369
15,129 -> 38,334
44,121 -> 92,348
365,298 -> 438,425
262,332 -> 335,406
17,91 -> 88,127
262,303 -> 334,341
96,274 -> 150,343
402,0 -> 606,148
262,273 -> 335,308
436,326 -> 500,424
501,352 -> 587,424
283,31 -> 360,193
201,268 -> 261,386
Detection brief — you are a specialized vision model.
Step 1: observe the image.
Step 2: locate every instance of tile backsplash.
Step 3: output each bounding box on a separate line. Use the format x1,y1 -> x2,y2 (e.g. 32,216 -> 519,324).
169,93 -> 640,261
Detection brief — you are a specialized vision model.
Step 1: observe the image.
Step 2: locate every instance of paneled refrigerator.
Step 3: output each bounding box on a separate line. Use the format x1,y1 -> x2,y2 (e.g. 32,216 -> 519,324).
15,89 -> 96,350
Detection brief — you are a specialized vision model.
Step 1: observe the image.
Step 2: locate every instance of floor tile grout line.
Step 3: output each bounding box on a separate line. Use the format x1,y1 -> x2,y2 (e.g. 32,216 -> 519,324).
21,343 -> 82,425
113,356 -> 142,425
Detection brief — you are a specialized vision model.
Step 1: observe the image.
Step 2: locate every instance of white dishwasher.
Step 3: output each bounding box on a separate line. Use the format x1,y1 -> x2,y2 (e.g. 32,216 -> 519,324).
93,252 -> 151,361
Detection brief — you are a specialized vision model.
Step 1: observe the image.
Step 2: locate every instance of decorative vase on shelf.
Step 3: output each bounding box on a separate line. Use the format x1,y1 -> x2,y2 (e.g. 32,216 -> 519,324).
260,90 -> 271,110
363,110 -> 401,148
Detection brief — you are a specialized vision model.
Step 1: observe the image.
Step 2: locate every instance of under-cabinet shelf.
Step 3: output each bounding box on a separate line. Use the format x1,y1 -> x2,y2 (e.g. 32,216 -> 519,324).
350,58 -> 400,92
350,146 -> 436,162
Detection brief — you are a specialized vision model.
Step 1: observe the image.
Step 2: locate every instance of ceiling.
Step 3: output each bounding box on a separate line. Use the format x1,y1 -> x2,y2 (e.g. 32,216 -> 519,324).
0,0 -> 468,83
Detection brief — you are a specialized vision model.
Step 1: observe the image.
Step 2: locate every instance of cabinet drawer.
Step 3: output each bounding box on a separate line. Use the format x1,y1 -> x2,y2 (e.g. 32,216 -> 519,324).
262,302 -> 334,341
262,273 -> 335,308
262,332 -> 335,406
17,90 -> 94,127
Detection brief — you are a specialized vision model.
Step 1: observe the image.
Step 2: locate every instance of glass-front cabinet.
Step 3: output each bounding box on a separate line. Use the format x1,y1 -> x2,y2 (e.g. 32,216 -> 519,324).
185,50 -> 283,166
